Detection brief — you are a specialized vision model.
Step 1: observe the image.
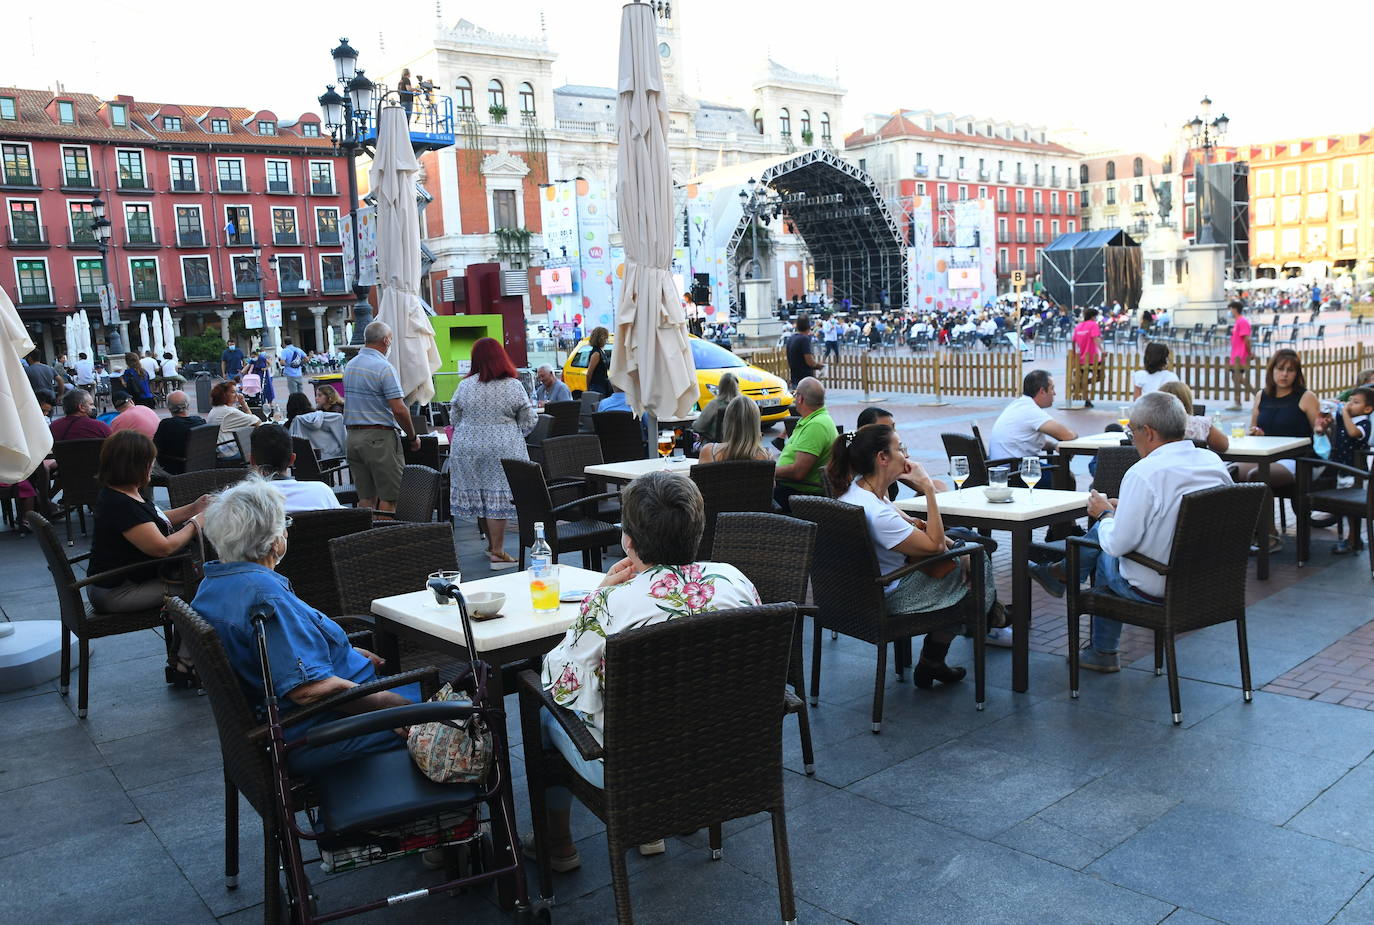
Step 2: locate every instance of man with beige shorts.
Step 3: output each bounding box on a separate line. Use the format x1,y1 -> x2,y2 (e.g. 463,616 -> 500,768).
342,321 -> 421,513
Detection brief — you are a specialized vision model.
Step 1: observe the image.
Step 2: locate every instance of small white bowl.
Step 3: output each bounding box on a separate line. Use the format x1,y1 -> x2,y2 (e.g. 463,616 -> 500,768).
465,591 -> 506,618
983,486 -> 1013,503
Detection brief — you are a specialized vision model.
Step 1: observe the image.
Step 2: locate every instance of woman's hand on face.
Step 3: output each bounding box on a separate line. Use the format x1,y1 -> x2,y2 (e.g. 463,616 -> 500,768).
599,557 -> 638,588
904,460 -> 936,493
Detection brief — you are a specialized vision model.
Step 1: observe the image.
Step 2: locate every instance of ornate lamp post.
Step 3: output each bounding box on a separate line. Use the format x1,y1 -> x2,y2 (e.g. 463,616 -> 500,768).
1184,96 -> 1229,244
737,177 -> 781,283
90,194 -> 123,356
319,38 -> 376,343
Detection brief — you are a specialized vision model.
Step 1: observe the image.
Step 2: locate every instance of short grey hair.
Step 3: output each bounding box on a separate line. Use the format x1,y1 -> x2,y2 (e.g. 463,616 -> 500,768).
203,477 -> 287,564
1131,391 -> 1187,441
166,390 -> 190,414
795,376 -> 825,408
537,364 -> 553,375
363,320 -> 392,345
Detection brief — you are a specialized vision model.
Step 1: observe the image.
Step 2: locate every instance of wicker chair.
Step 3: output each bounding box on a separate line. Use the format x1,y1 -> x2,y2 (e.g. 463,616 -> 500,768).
543,400 -> 582,438
393,464 -> 442,523
939,425 -> 1057,490
1090,446 -> 1140,498
403,434 -> 442,471
275,508 -> 374,618
593,411 -> 646,463
790,496 -> 987,732
577,390 -> 602,432
49,438 -> 105,546
541,434 -> 619,517
1066,483 -> 1267,724
502,458 -> 620,570
1296,456 -> 1374,577
27,511 -> 193,717
518,603 -> 799,924
167,468 -> 252,510
183,423 -> 227,472
690,459 -> 777,560
712,512 -> 817,775
524,413 -> 555,467
292,436 -> 357,506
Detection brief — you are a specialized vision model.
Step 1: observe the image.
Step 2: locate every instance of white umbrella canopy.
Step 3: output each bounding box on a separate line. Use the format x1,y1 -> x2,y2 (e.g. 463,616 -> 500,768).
608,1 -> 697,420
369,104 -> 440,406
138,312 -> 151,357
153,312 -> 165,361
162,306 -> 177,361
0,285 -> 53,481
327,324 -> 336,357
77,311 -> 92,358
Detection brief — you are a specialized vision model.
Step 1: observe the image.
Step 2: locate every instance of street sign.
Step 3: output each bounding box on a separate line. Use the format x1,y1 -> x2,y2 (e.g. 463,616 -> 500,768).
1011,270 -> 1026,287
243,300 -> 263,328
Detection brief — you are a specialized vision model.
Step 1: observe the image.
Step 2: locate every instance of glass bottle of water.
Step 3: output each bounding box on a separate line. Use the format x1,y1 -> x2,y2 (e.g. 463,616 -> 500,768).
529,522 -> 559,613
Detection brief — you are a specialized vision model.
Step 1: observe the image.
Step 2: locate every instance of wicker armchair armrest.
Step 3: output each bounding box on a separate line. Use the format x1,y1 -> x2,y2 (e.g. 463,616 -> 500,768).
73,552 -> 195,590
516,669 -> 604,761
875,541 -> 982,585
549,492 -> 621,517
248,665 -> 440,742
1297,457 -> 1368,480
1066,535 -> 1102,552
1122,552 -> 1169,575
305,700 -> 482,748
986,455 -> 1061,471
783,690 -> 803,716
546,477 -> 587,492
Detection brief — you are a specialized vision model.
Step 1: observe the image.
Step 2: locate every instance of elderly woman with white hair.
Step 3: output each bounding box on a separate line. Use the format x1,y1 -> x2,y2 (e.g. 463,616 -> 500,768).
190,478 -> 417,775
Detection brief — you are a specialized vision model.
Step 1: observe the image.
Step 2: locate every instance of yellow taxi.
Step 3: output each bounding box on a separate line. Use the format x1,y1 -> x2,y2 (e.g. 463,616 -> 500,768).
562,335 -> 793,422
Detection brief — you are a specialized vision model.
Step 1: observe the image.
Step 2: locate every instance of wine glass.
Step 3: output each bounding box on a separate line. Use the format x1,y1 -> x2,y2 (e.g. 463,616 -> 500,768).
1117,406 -> 1131,430
1020,456 -> 1041,499
949,456 -> 970,499
657,430 -> 675,460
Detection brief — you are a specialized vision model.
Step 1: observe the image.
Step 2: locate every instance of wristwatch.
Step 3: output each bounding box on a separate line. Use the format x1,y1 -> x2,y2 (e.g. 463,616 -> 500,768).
1091,509 -> 1114,526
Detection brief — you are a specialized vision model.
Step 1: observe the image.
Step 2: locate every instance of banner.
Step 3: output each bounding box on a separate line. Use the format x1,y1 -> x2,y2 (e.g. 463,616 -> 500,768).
576,177 -> 615,331
341,207 -> 378,288
539,180 -> 580,324
98,284 -> 119,327
263,299 -> 282,328
243,300 -> 263,329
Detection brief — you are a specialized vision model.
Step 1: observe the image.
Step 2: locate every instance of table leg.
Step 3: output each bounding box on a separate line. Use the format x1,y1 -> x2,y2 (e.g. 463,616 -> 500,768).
1011,527 -> 1030,693
1056,450 -> 1077,491
376,624 -> 400,676
1257,460 -> 1271,580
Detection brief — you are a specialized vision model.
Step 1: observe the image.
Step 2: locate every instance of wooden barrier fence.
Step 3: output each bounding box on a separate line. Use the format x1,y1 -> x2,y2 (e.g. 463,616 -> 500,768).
749,347 -> 1024,401
1065,343 -> 1372,405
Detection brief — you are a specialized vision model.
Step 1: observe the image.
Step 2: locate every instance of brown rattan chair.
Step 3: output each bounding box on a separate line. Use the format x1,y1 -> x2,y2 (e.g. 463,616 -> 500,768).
1090,446 -> 1140,498
292,436 -> 357,506
790,496 -> 987,732
403,434 -> 442,471
50,438 -> 105,546
592,411 -> 646,463
1066,483 -> 1267,724
184,423 -> 227,472
27,511 -> 192,717
541,434 -> 619,518
711,511 -> 817,774
393,464 -> 442,523
1296,456 -> 1374,577
577,390 -> 602,432
502,458 -> 620,570
524,413 -> 555,467
275,508 -> 374,618
166,468 -> 252,510
940,425 -> 1058,490
543,400 -> 582,438
690,459 -> 777,560
518,603 -> 799,924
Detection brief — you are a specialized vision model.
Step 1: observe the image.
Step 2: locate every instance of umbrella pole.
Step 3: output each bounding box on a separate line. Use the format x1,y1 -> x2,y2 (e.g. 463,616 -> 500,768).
645,411 -> 658,460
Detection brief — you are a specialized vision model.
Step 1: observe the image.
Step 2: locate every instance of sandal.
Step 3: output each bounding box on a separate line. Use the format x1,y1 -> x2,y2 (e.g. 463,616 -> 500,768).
165,658 -> 202,691
488,550 -> 518,570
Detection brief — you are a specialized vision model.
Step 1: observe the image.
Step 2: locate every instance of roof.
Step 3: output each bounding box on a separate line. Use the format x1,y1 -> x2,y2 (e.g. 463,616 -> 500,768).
554,85 -> 618,100
1044,229 -> 1137,250
844,111 -> 1080,156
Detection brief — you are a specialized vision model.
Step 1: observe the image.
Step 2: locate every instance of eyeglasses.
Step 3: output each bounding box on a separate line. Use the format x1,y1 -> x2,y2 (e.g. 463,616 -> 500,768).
282,515 -> 293,532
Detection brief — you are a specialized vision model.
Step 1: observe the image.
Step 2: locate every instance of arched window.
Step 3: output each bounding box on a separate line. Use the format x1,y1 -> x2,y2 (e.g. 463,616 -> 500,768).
487,79 -> 505,111
800,109 -> 811,137
455,76 -> 473,111
779,107 -> 791,137
518,82 -> 536,117
820,112 -> 831,140
1079,164 -> 1089,184
752,109 -> 763,135
1133,157 -> 1144,177
1105,161 -> 1116,181
1162,154 -> 1173,173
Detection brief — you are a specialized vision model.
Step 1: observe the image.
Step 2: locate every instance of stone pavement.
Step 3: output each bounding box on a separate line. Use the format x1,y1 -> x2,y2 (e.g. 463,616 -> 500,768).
6,392 -> 1374,923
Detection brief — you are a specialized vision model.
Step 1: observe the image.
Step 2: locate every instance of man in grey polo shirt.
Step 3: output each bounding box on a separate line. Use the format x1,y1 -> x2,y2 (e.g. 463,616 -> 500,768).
342,321 -> 421,513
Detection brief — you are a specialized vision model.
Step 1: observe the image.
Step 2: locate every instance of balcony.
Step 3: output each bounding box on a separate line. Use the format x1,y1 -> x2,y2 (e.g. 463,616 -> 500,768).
315,230 -> 341,246
996,230 -> 1013,244
124,231 -> 162,250
913,165 -> 929,177
1016,232 -> 1028,243
996,172 -> 1009,184
996,260 -> 1010,275
75,284 -> 101,305
935,166 -> 950,179
16,286 -> 54,306
1067,176 -> 1079,189
320,275 -> 348,294
1034,233 -> 1047,244
1050,204 -> 1062,215
130,283 -> 166,305
223,231 -> 258,248
273,231 -> 300,246
520,111 -> 539,127
1015,172 -> 1027,185
167,177 -> 201,193
1014,200 -> 1029,213
266,178 -> 293,195
933,234 -> 955,247
183,282 -> 215,301
218,178 -> 247,194
234,279 -> 262,298
978,170 -> 991,182
1032,174 -> 1044,187
64,228 -> 100,249
61,169 -> 99,192
0,167 -> 40,190
116,172 -> 153,193
996,200 -> 1009,213
5,224 -> 50,248
1033,200 -> 1046,213
310,179 -> 336,196
176,229 -> 206,248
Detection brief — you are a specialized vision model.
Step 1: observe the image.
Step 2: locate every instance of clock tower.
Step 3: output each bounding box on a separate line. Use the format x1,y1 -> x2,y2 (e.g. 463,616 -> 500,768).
652,2 -> 693,114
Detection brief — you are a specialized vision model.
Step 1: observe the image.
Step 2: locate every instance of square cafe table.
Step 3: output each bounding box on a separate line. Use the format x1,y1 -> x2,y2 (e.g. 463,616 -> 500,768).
370,565 -> 607,700
896,487 -> 1090,693
1053,432 -> 1129,489
1217,435 -> 1310,580
583,455 -> 696,486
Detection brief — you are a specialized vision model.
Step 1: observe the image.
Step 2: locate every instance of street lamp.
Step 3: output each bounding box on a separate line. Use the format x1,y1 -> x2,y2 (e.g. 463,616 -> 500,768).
90,194 -> 123,356
319,38 -> 377,343
738,177 -> 781,281
1184,95 -> 1229,244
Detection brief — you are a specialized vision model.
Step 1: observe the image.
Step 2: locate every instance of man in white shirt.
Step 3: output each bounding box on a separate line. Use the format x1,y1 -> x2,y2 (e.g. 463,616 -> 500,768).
1030,391 -> 1231,671
139,351 -> 159,381
987,370 -> 1077,461
822,318 -> 840,360
249,423 -> 342,512
72,352 -> 96,387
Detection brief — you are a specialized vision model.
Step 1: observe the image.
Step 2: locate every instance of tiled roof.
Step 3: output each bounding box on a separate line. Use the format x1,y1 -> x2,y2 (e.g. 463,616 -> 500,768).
845,112 -> 1080,156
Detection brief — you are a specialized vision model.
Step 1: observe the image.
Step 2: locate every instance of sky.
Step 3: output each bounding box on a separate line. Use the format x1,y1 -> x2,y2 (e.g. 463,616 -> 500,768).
8,0 -> 1372,156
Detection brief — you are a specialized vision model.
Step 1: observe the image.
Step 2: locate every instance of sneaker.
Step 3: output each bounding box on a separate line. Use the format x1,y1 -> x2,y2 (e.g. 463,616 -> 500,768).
638,839 -> 666,857
520,833 -> 581,872
1075,647 -> 1121,673
985,627 -> 1014,648
1029,562 -> 1065,598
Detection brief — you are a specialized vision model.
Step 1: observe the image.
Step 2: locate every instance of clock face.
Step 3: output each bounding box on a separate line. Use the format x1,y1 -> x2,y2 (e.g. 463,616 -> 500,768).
658,42 -> 671,59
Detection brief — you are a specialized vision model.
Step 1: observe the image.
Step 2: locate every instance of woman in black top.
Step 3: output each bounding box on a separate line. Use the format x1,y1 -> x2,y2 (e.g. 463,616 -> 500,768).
585,326 -> 612,399
1240,348 -> 1323,548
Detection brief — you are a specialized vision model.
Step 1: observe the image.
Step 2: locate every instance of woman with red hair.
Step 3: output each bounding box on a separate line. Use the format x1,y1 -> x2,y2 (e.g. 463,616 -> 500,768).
450,337 -> 537,567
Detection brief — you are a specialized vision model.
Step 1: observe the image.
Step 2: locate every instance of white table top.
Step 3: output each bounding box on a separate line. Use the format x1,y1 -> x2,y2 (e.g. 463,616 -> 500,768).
1218,435 -> 1310,458
896,487 -> 1090,521
584,456 -> 696,482
371,565 -> 606,653
1056,432 -> 1130,451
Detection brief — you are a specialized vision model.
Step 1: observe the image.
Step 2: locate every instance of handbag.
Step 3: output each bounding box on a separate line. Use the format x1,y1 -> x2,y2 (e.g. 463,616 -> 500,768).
406,681 -> 493,784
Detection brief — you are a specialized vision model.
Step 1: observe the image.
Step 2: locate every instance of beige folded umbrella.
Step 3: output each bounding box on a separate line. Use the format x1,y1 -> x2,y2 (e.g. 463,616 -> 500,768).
0,285 -> 53,481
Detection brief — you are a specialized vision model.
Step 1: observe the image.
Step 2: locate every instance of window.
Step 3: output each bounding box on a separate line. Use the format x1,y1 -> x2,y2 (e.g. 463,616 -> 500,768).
124,204 -> 153,244
1338,162 -> 1357,188
320,254 -> 346,292
1051,220 -> 1060,236
455,77 -> 474,111
958,157 -> 966,169
272,208 -> 298,245
266,159 -> 291,193
1336,191 -> 1357,219
1253,230 -> 1275,256
163,116 -> 181,132
1015,189 -> 1025,208
258,120 -> 276,135
779,108 -> 791,137
217,158 -> 245,192
1133,157 -> 1143,178
275,255 -> 305,293
301,122 -> 320,138
8,200 -> 41,243
1281,196 -> 1301,223
1079,164 -> 1089,184
1033,190 -> 1042,209
57,101 -> 75,124
491,189 -> 518,230
309,161 -> 334,195
233,255 -> 260,296
1280,228 -> 1299,254
915,182 -> 925,195
518,82 -> 536,117
61,147 -> 92,187
0,97 -> 14,120
1066,193 -> 1075,210
820,113 -> 830,141
752,110 -> 763,135
1106,187 -> 1116,204
169,156 -> 196,192
210,118 -> 229,133
2,143 -> 35,185
800,110 -> 811,137
958,185 -> 967,200
75,258 -> 104,302
15,259 -> 50,303
68,201 -> 94,243
116,149 -> 146,189
1309,164 -> 1327,190
315,207 -> 340,244
1253,199 -> 1275,225
1067,220 -> 1075,233
181,256 -> 213,299
938,155 -> 945,167
1338,226 -> 1357,251
1307,193 -> 1328,220
1162,155 -> 1173,173
175,206 -> 203,246
1133,183 -> 1144,203
225,206 -> 253,243
978,186 -> 987,198
1281,166 -> 1300,195
487,79 -> 505,111
1105,161 -> 1116,181
127,258 -> 160,301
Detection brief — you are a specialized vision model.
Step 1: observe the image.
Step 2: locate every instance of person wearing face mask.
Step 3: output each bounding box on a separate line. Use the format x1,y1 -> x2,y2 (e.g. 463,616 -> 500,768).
341,321 -> 421,515
191,477 -> 417,775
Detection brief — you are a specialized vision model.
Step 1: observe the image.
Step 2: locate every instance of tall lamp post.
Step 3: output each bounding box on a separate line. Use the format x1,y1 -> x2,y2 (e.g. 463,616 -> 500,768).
737,176 -> 781,283
90,195 -> 123,357
1184,95 -> 1229,245
248,242 -> 277,354
319,39 -> 376,345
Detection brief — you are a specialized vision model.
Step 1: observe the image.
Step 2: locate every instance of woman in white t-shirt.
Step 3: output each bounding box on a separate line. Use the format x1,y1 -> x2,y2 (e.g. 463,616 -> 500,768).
830,423 -> 998,689
1132,342 -> 1180,398
1158,380 -> 1229,452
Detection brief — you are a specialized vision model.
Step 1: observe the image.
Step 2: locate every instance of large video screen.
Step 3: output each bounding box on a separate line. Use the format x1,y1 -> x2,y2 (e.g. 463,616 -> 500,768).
948,267 -> 982,290
540,267 -> 574,295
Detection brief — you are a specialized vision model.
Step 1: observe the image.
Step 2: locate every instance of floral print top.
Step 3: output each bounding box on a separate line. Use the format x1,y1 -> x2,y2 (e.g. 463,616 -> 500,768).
540,561 -> 760,744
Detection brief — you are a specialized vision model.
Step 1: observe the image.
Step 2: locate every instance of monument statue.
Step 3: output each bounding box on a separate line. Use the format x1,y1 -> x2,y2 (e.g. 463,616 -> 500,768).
1150,177 -> 1173,224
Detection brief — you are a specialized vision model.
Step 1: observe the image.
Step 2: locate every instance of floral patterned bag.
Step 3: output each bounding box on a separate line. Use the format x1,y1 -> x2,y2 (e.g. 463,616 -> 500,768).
406,682 -> 493,784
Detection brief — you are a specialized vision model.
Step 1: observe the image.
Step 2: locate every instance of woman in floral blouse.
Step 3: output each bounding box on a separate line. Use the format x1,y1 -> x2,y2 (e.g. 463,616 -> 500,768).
536,470 -> 759,871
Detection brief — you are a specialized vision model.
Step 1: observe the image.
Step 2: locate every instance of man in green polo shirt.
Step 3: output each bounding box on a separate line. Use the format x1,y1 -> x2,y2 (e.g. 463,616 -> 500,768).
774,377 -> 838,512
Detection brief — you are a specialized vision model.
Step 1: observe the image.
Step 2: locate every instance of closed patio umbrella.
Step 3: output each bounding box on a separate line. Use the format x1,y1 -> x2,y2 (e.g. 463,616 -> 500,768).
369,104 -> 440,406
138,312 -> 151,357
608,0 -> 697,422
0,285 -> 52,481
162,306 -> 177,362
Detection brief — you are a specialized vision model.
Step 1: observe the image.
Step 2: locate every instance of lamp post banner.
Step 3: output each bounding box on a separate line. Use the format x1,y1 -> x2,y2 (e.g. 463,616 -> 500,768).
98,284 -> 119,327
341,208 -> 378,288
243,300 -> 263,329
263,300 -> 282,328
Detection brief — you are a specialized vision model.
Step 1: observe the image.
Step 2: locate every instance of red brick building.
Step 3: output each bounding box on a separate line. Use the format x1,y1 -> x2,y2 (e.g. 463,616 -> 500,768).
0,86 -> 354,357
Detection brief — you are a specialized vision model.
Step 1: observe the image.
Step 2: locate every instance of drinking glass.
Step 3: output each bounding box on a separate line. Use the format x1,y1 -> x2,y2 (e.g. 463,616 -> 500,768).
950,455 -> 970,499
1118,406 -> 1131,429
1020,456 -> 1042,499
530,564 -> 561,614
658,430 -> 675,459
1230,421 -> 1246,440
428,569 -> 461,606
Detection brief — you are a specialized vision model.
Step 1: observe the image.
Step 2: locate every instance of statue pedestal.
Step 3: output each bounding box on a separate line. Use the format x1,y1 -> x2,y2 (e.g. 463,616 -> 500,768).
737,278 -> 782,347
1140,224 -> 1186,315
1174,242 -> 1229,329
